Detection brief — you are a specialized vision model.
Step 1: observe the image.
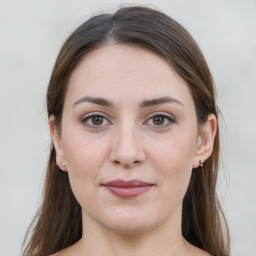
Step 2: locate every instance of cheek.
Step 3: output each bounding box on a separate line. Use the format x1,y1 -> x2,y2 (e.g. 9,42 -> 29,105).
62,126 -> 109,173
152,132 -> 196,169
61,129 -> 110,202
150,133 -> 196,196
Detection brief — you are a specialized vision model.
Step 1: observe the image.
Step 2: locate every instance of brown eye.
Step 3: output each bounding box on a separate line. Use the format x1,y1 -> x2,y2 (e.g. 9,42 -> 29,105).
153,116 -> 165,125
82,113 -> 111,129
144,113 -> 175,129
92,116 -> 103,125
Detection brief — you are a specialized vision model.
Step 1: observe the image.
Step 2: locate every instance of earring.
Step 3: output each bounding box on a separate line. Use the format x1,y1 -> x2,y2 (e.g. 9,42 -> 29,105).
59,162 -> 66,171
199,160 -> 204,167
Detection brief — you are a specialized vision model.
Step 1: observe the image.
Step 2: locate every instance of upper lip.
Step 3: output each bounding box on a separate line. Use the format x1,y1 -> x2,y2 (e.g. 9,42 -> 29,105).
103,179 -> 153,187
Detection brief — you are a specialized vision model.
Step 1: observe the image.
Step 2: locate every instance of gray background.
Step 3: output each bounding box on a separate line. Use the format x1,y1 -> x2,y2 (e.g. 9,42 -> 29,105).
0,0 -> 255,255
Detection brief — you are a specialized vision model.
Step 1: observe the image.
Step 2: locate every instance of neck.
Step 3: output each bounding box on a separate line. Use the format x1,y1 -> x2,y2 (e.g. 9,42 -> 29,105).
77,206 -> 190,256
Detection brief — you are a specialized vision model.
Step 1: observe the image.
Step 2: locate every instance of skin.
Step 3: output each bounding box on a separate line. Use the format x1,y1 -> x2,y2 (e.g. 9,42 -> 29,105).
50,44 -> 216,256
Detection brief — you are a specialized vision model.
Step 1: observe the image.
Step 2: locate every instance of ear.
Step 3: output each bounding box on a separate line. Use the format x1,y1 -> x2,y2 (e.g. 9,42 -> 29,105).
192,114 -> 217,168
49,115 -> 67,172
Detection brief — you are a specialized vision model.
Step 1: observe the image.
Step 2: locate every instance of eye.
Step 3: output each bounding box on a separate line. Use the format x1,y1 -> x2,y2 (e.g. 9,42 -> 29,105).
82,113 -> 111,128
144,113 -> 175,128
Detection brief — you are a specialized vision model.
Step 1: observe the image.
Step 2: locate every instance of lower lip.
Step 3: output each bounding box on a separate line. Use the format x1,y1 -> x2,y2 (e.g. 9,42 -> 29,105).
104,185 -> 153,198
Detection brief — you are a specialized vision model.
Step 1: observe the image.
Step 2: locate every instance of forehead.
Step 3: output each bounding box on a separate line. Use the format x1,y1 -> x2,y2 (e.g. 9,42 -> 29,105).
66,44 -> 194,108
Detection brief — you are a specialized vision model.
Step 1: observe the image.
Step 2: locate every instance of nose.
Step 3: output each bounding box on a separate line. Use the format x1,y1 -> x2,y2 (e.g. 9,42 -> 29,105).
109,124 -> 146,168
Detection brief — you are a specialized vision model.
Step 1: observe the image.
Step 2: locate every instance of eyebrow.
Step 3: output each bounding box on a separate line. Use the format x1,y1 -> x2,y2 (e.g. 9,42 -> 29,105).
73,96 -> 114,107
73,96 -> 183,108
139,96 -> 183,108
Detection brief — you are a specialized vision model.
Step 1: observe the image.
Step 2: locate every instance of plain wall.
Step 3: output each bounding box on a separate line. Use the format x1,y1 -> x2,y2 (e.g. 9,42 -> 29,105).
0,0 -> 255,255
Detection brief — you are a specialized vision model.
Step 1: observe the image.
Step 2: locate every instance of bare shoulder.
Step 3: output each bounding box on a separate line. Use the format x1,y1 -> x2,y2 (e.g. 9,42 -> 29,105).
191,248 -> 212,256
186,242 -> 212,256
50,248 -> 71,256
193,248 -> 212,256
192,248 -> 212,256
50,242 -> 79,256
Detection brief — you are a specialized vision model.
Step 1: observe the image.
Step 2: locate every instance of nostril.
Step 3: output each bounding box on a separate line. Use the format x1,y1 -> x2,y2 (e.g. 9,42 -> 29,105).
111,159 -> 141,168
113,160 -> 120,165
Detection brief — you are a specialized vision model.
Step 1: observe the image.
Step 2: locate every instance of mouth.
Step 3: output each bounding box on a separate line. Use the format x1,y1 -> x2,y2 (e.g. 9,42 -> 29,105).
102,179 -> 154,198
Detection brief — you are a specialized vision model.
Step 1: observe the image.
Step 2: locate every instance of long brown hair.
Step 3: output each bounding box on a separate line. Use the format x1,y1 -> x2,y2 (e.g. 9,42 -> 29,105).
23,6 -> 230,256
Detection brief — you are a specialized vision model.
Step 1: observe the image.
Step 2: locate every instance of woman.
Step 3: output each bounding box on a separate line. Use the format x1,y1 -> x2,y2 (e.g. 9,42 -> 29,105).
23,6 -> 230,256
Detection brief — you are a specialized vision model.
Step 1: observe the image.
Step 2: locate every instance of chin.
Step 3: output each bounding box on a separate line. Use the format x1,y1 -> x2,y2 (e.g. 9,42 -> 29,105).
105,221 -> 153,235
96,207 -> 160,234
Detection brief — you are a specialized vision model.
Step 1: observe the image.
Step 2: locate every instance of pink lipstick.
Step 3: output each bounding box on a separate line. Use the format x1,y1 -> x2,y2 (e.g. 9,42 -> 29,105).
102,179 -> 153,198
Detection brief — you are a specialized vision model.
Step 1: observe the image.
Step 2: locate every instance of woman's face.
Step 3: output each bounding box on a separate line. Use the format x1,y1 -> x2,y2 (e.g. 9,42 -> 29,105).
52,44 -> 210,234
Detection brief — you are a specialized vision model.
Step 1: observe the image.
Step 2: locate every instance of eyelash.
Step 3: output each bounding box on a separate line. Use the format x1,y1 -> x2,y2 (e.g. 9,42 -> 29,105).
81,112 -> 175,129
81,112 -> 112,129
143,112 -> 175,129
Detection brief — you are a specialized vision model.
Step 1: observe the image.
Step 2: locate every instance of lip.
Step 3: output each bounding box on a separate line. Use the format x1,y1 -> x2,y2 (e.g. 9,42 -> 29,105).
102,179 -> 154,198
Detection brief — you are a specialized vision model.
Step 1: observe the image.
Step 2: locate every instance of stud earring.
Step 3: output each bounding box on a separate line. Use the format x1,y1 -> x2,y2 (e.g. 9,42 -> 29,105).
199,160 -> 204,167
59,162 -> 66,172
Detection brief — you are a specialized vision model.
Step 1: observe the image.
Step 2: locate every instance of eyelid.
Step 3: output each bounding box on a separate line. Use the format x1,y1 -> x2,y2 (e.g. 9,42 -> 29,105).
81,112 -> 112,128
144,112 -> 176,128
146,111 -> 175,120
82,111 -> 109,119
